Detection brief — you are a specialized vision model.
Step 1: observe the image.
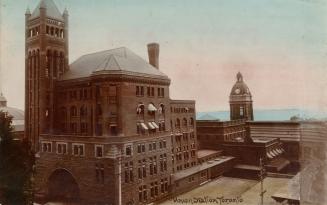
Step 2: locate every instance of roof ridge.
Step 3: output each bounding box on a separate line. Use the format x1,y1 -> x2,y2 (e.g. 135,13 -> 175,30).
78,47 -> 128,59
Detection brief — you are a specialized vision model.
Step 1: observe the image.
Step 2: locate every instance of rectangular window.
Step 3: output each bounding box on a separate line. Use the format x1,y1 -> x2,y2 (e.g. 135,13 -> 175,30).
151,87 -> 154,96
140,86 -> 144,96
42,141 -> 52,153
147,87 -> 150,96
56,142 -> 67,154
72,143 -> 85,157
125,143 -> 133,156
95,145 -> 104,158
137,144 -> 141,153
136,86 -> 140,96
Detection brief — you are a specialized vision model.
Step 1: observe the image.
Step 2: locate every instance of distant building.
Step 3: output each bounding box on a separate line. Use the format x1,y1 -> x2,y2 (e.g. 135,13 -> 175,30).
197,73 -> 294,177
0,93 -> 24,139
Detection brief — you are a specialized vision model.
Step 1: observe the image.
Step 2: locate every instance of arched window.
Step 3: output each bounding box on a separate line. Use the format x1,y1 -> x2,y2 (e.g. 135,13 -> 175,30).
80,105 -> 87,117
176,118 -> 181,128
136,103 -> 145,115
46,50 -> 52,78
148,103 -> 157,115
51,27 -> 54,36
96,104 -> 102,116
240,106 -> 244,116
53,50 -> 58,78
60,29 -> 64,38
60,107 -> 67,132
70,106 -> 77,117
158,104 -> 165,115
55,28 -> 59,37
183,118 -> 187,127
190,118 -> 194,126
59,52 -> 64,75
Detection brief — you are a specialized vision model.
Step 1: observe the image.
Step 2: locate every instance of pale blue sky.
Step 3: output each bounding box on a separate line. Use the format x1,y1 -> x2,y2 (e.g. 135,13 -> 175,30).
1,0 -> 327,112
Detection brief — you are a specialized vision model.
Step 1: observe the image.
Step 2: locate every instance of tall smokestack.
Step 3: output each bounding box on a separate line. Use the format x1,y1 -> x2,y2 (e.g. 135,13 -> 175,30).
147,43 -> 159,69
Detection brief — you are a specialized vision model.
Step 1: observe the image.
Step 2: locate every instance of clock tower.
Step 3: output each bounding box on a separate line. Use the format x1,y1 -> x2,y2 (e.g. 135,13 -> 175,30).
229,72 -> 253,121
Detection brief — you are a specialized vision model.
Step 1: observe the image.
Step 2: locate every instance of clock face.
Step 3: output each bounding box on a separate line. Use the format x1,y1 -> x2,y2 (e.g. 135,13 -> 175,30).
235,88 -> 240,94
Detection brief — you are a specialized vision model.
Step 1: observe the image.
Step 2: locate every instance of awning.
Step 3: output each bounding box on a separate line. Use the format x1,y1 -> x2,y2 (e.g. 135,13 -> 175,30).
148,122 -> 155,130
266,157 -> 290,172
148,104 -> 157,112
269,151 -> 276,157
267,152 -> 273,159
140,123 -> 148,130
151,122 -> 159,129
272,149 -> 279,156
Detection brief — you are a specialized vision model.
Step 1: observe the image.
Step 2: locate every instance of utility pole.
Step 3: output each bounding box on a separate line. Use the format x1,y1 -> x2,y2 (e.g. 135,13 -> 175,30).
259,157 -> 266,205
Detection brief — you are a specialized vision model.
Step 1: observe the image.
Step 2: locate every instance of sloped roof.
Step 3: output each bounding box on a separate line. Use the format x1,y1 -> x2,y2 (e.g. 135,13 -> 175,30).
198,113 -> 220,120
61,47 -> 168,80
30,0 -> 64,21
0,107 -> 24,121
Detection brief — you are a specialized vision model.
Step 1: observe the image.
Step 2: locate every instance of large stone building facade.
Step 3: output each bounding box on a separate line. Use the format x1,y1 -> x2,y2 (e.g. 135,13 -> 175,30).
25,1 -> 235,204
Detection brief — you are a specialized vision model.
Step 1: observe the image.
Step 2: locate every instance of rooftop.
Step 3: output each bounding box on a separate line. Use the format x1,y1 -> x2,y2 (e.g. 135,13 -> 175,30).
196,149 -> 221,159
61,47 -> 169,81
173,156 -> 235,181
30,0 -> 64,21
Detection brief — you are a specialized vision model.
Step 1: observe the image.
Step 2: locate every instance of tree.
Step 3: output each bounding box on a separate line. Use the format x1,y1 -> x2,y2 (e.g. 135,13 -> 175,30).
0,110 -> 35,205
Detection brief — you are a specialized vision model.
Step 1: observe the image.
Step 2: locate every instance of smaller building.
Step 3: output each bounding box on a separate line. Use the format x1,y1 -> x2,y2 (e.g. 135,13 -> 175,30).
0,93 -> 25,139
197,119 -> 246,149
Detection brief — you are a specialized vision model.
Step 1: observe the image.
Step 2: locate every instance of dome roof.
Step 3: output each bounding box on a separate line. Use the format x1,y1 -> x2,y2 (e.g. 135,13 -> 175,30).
0,93 -> 24,131
230,72 -> 251,96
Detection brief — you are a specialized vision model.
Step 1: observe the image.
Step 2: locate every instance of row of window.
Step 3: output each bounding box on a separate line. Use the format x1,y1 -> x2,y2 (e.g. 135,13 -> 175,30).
41,142 -> 105,158
136,103 -> 165,116
174,144 -> 196,153
174,132 -> 195,143
138,178 -> 168,202
173,150 -> 196,162
124,156 -> 168,184
171,107 -> 195,114
27,25 -> 65,39
136,86 -> 165,98
135,140 -> 167,155
46,25 -> 64,38
175,161 -> 197,171
172,117 -> 195,129
60,85 -> 117,101
137,121 -> 165,134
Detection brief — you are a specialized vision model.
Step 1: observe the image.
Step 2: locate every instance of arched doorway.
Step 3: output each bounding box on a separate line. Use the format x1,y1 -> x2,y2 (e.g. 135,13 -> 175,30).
47,169 -> 80,202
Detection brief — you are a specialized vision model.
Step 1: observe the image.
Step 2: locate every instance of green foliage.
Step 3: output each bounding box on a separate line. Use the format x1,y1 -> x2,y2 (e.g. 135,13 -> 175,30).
0,110 -> 35,205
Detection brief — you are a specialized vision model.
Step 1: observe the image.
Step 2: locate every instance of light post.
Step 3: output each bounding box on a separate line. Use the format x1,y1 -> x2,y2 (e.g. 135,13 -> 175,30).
259,157 -> 266,205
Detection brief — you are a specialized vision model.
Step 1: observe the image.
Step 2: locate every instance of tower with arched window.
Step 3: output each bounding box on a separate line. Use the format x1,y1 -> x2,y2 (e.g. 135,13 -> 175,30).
25,0 -> 69,151
229,72 -> 254,121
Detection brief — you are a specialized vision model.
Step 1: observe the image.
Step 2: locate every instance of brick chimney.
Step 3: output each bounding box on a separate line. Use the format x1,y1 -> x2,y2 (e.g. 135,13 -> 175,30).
147,43 -> 159,69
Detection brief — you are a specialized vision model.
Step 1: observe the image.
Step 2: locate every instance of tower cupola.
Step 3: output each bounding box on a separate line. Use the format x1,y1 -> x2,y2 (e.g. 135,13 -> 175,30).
229,72 -> 254,121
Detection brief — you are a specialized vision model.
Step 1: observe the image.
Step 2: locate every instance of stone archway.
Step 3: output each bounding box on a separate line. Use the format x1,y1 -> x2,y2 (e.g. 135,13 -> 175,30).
47,169 -> 80,202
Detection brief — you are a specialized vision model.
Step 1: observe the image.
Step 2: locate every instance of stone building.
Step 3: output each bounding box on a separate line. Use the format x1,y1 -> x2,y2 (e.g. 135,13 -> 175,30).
25,0 -> 235,204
